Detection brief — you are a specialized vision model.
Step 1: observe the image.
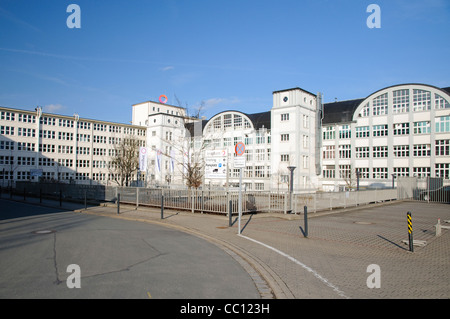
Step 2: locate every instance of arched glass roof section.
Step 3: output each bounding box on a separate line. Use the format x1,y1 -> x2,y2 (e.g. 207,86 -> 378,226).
203,111 -> 255,135
352,83 -> 450,121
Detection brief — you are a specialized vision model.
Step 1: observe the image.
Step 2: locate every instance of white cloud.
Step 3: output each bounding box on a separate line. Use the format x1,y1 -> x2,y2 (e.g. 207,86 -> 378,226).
43,104 -> 65,113
199,97 -> 241,111
160,66 -> 175,72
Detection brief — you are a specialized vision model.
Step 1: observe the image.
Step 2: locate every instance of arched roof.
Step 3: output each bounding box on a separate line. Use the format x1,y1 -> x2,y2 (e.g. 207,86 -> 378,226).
322,83 -> 450,125
203,110 -> 271,134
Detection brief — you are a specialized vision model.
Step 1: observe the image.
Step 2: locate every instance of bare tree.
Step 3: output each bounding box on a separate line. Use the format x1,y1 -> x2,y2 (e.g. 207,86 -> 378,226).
174,94 -> 205,119
157,95 -> 209,189
342,165 -> 357,190
109,136 -> 140,186
272,168 -> 290,193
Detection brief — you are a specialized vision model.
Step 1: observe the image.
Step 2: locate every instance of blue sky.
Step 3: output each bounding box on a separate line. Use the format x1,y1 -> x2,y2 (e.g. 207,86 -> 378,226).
0,0 -> 449,124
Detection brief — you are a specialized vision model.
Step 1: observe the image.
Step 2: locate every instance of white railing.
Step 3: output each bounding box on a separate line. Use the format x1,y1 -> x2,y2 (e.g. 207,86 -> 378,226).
11,182 -> 400,215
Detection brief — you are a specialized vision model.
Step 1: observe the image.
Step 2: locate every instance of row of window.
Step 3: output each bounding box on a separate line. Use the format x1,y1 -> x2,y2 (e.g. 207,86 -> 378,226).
207,114 -> 253,132
280,114 -> 310,128
323,140 -> 450,159
323,164 -> 449,179
0,126 -> 146,142
323,117 -> 450,140
204,133 -> 271,148
0,140 -> 148,156
0,171 -> 125,181
1,111 -> 146,135
0,156 -> 128,169
359,91 -> 449,117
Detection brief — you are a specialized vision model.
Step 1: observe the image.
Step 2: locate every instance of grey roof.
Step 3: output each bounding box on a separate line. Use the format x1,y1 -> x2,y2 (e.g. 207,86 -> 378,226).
245,111 -> 271,130
184,119 -> 208,137
322,99 -> 364,125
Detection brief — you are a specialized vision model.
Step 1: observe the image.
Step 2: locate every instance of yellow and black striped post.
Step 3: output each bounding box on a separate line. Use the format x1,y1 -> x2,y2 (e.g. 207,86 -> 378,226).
407,211 -> 413,252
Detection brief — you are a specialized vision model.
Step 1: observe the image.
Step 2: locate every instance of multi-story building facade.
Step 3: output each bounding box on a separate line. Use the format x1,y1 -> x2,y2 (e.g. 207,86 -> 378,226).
320,83 -> 450,191
201,87 -> 321,191
1,83 -> 449,191
0,106 -> 146,186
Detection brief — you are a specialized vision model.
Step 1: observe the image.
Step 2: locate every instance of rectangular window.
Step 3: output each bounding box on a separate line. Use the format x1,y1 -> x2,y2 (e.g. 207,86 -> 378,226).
254,166 -> 265,178
373,146 -> 388,158
323,126 -> 335,140
233,114 -> 242,129
393,145 -> 409,157
435,116 -> 450,133
323,145 -> 335,159
435,163 -> 450,179
357,168 -> 370,179
1,111 -> 15,121
255,183 -> 264,190
339,144 -> 351,158
280,154 -> 290,162
244,166 -> 253,178
303,115 -> 309,128
413,144 -> 431,157
373,167 -> 388,179
302,155 -> 309,169
256,132 -> 265,144
339,125 -> 351,139
256,149 -> 265,161
373,125 -> 388,137
245,149 -> 253,162
0,126 -> 14,135
339,165 -> 351,179
281,134 -> 289,141
412,89 -> 431,111
223,114 -> 232,129
322,165 -> 335,179
413,121 -> 430,134
355,147 -> 369,158
281,113 -> 289,121
393,123 -> 409,135
393,89 -> 409,113
302,135 -> 309,148
393,167 -> 409,177
356,126 -> 369,138
435,140 -> 450,156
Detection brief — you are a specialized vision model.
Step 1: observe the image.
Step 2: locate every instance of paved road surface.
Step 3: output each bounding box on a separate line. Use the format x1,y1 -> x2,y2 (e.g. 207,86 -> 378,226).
0,199 -> 260,299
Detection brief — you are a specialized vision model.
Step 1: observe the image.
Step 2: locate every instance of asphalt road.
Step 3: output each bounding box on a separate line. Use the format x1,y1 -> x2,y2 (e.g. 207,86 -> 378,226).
0,199 -> 260,299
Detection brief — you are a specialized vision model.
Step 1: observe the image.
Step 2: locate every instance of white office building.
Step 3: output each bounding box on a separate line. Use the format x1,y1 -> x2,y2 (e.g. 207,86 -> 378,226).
0,106 -> 146,186
320,83 -> 450,191
1,83 -> 449,191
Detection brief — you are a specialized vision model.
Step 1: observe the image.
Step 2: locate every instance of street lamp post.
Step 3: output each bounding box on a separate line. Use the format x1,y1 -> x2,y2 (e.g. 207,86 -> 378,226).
287,166 -> 296,214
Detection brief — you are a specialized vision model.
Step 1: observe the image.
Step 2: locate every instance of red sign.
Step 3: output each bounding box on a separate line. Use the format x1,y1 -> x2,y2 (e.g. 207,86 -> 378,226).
235,142 -> 245,156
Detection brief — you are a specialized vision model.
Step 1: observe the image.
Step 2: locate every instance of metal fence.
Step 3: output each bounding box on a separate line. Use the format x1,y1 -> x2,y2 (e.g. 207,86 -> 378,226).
10,182 -> 400,215
397,177 -> 450,204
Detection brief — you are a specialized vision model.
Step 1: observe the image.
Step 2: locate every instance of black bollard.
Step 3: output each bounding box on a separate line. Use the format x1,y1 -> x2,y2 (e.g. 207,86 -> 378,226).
161,195 -> 164,219
304,206 -> 308,238
407,211 -> 413,252
229,200 -> 232,227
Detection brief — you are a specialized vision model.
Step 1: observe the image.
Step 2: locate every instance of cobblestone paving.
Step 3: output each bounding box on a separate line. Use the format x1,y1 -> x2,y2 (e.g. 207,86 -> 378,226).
231,201 -> 450,298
